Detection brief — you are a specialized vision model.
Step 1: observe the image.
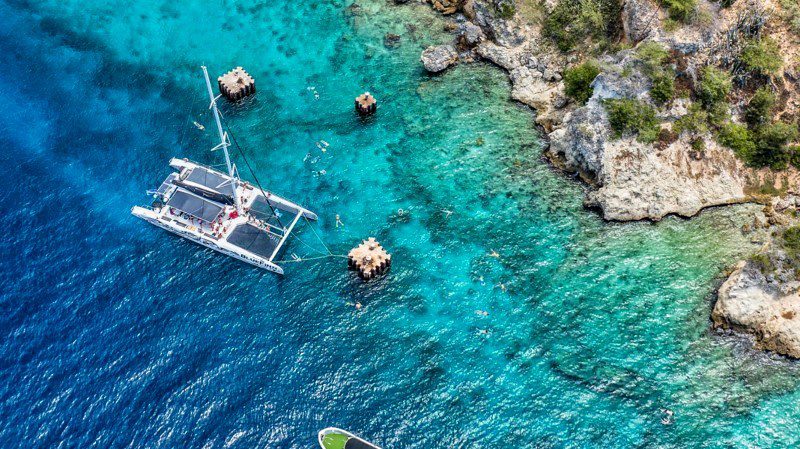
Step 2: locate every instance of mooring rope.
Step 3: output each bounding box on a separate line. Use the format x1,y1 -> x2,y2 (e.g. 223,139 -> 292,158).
272,253 -> 348,264
213,106 -> 343,263
218,113 -> 287,230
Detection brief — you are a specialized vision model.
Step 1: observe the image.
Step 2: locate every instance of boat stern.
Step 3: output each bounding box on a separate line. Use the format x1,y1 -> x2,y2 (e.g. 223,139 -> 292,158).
131,205 -> 159,221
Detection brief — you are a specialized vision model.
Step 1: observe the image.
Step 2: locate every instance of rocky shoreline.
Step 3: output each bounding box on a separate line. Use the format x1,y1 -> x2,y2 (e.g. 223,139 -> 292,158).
414,0 -> 800,357
418,0 -> 798,221
713,194 -> 800,358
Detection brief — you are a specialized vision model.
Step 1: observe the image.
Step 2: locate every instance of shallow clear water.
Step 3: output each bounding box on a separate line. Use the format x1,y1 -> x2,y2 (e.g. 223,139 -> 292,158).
2,1 -> 799,448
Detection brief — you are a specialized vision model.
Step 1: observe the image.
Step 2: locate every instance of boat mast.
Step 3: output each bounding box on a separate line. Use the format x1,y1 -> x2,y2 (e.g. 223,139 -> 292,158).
201,65 -> 242,213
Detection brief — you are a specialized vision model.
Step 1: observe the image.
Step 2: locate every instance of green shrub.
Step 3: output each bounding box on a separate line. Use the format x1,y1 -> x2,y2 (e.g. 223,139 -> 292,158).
650,71 -> 676,104
543,0 -> 623,52
717,122 -> 756,161
690,137 -> 706,151
662,18 -> 681,32
752,122 -> 799,169
749,253 -> 774,274
719,0 -> 736,8
783,0 -> 800,34
784,226 -> 800,256
697,66 -> 732,108
661,0 -> 697,22
745,86 -> 777,129
604,98 -> 660,143
635,42 -> 675,105
564,61 -> 601,104
707,102 -> 731,128
496,0 -> 516,19
741,37 -> 783,76
674,103 -> 709,136
637,42 -> 670,71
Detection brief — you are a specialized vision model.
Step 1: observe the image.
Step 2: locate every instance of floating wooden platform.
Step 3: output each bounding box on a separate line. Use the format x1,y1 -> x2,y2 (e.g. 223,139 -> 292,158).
355,92 -> 377,115
348,237 -> 391,280
218,67 -> 256,101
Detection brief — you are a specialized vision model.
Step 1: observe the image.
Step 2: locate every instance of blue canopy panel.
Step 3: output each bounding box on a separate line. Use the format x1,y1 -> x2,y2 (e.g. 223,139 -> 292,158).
226,223 -> 281,260
155,173 -> 179,196
174,166 -> 235,205
186,166 -> 231,193
166,189 -> 223,223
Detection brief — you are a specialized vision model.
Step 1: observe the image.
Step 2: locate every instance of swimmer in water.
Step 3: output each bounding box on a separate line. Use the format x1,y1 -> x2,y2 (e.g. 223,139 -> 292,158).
476,310 -> 489,317
192,121 -> 205,131
345,301 -> 363,310
488,249 -> 500,258
496,283 -> 507,292
441,209 -> 453,218
335,214 -> 344,228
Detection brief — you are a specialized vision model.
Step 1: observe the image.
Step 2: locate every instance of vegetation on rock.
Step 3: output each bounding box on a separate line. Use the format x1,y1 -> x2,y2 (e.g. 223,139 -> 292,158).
779,0 -> 800,34
604,98 -> 660,143
740,37 -> 783,76
542,0 -> 622,52
744,86 -> 776,129
717,122 -> 756,160
749,252 -> 774,274
783,226 -> 800,257
495,0 -> 516,19
637,42 -> 676,105
660,0 -> 697,23
697,66 -> 732,108
674,103 -> 709,136
564,61 -> 601,104
752,122 -> 799,169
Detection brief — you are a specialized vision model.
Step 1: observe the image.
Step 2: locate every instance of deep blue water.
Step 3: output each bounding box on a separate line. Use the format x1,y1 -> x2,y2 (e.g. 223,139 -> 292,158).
2,1 -> 800,448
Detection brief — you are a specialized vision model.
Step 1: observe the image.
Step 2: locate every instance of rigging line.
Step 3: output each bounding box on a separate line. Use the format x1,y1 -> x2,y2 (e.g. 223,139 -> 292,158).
178,100 -> 196,150
298,215 -> 334,256
272,254 -> 348,264
214,107 -> 335,259
217,113 -> 287,230
291,227 -> 331,256
220,120 -> 329,257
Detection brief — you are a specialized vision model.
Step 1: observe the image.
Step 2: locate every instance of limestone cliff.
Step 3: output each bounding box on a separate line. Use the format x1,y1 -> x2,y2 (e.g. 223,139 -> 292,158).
416,0 -> 800,221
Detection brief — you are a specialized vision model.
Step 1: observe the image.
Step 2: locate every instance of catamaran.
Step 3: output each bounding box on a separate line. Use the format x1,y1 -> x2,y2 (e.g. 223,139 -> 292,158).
318,428 -> 381,449
131,66 -> 317,274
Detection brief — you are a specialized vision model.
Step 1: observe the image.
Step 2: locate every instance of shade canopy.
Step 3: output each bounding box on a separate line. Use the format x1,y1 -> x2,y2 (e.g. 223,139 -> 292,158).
166,189 -> 223,223
185,166 -> 232,194
226,223 -> 280,259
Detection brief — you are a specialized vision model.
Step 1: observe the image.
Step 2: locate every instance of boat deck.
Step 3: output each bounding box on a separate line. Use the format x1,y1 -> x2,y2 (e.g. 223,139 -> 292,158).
226,223 -> 281,259
135,158 -> 315,272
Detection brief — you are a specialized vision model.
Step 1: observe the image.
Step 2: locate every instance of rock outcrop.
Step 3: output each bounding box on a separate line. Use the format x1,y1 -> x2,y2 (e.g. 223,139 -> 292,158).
548,52 -> 751,221
714,259 -> 800,358
713,195 -> 800,358
621,0 -> 660,43
421,44 -> 458,73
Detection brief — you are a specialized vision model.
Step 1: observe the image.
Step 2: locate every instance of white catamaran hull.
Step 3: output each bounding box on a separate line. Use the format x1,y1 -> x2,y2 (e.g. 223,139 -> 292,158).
131,206 -> 285,274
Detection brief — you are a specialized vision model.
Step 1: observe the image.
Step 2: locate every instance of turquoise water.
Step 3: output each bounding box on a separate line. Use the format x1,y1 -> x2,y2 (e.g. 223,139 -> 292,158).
2,0 -> 800,447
